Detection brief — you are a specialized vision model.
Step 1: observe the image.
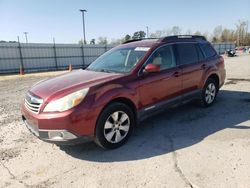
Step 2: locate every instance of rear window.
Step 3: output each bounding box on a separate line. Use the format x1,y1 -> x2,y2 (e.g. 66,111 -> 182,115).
176,43 -> 199,65
200,43 -> 217,58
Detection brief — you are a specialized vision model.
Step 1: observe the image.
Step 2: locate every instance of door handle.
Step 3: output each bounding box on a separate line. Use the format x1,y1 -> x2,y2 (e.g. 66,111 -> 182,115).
173,71 -> 180,77
201,64 -> 206,69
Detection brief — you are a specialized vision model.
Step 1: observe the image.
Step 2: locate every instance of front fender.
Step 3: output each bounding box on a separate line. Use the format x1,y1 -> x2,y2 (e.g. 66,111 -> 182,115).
93,83 -> 139,111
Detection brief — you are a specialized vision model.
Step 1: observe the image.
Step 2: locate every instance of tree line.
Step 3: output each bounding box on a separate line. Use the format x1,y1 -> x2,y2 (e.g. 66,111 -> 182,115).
85,20 -> 249,46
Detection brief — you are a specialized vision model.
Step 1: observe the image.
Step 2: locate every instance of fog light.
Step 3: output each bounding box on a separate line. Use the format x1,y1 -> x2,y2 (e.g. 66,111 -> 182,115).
48,130 -> 77,140
48,131 -> 64,140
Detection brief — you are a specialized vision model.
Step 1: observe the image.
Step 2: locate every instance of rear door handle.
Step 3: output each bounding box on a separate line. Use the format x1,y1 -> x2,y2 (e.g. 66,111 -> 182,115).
201,64 -> 206,69
173,71 -> 180,77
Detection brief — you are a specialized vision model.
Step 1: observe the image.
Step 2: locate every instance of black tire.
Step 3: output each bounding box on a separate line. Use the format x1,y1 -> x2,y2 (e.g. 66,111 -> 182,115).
200,78 -> 218,107
94,102 -> 135,149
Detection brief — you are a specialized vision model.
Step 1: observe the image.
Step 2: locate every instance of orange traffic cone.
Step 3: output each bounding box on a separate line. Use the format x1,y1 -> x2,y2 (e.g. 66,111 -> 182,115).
69,64 -> 72,72
19,66 -> 24,75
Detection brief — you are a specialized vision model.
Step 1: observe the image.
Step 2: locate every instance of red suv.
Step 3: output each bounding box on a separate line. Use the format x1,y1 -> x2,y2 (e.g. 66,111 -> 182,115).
21,35 -> 225,149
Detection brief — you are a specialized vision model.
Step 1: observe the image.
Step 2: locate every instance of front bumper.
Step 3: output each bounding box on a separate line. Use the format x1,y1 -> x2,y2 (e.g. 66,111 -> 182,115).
22,116 -> 92,145
20,99 -> 100,145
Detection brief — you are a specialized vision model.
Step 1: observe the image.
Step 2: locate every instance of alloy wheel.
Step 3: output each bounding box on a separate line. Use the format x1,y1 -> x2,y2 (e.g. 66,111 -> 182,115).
103,111 -> 130,143
205,83 -> 216,104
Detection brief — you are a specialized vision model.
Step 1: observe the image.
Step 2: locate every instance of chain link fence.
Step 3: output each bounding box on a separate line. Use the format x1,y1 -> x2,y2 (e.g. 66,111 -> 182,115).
212,43 -> 236,54
0,42 -> 234,74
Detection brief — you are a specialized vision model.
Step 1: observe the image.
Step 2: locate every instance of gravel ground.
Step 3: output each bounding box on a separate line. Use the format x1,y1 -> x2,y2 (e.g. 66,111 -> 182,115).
0,54 -> 250,188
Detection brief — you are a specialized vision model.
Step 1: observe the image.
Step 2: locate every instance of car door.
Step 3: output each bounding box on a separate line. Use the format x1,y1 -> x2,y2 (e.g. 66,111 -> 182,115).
175,42 -> 205,96
138,44 -> 182,113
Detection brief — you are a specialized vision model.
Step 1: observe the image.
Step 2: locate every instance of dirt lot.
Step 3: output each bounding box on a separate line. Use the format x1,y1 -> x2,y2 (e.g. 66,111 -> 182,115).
0,54 -> 250,188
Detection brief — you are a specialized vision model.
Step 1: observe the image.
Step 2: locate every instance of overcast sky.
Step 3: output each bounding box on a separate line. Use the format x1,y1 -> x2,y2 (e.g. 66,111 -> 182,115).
0,0 -> 250,43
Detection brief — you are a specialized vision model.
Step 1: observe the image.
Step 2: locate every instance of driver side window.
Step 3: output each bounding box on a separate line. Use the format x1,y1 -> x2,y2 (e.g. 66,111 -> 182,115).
147,45 -> 176,71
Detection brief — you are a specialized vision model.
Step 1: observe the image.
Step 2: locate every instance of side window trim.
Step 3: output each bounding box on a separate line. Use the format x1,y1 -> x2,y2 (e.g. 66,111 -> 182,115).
173,43 -> 182,66
195,43 -> 205,62
198,43 -> 208,60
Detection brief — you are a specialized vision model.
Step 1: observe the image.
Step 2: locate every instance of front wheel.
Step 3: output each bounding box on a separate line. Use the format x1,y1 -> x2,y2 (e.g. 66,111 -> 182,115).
94,102 -> 135,149
200,78 -> 218,107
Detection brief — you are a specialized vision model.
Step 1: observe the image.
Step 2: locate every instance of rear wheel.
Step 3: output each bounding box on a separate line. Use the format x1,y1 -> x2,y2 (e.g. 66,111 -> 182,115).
95,102 -> 135,149
200,78 -> 218,107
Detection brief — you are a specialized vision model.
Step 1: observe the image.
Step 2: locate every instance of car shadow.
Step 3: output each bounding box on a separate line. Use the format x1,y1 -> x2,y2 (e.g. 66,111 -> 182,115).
59,89 -> 250,162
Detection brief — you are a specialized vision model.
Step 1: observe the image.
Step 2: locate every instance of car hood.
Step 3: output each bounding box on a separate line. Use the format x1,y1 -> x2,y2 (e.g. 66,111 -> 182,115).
29,70 -> 123,100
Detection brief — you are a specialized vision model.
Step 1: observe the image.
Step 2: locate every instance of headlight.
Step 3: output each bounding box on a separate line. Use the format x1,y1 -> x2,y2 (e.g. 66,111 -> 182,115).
43,88 -> 89,112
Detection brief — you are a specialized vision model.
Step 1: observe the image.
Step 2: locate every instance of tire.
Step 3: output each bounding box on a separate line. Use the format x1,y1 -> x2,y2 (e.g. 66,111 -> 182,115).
94,102 -> 135,149
200,78 -> 218,107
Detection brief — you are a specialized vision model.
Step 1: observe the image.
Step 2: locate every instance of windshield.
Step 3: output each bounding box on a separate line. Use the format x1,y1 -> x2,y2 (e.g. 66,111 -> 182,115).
87,47 -> 150,73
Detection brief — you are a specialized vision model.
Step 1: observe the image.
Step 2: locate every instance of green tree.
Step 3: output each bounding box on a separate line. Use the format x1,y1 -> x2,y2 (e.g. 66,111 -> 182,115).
132,31 -> 146,39
90,39 -> 95,44
124,34 -> 131,41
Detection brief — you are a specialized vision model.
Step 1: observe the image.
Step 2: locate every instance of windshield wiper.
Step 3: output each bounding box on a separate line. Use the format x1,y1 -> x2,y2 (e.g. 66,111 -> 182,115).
86,68 -> 120,73
98,69 -> 116,73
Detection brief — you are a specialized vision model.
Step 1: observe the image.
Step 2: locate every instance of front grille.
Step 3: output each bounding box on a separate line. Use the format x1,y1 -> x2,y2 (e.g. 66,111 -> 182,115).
24,93 -> 43,114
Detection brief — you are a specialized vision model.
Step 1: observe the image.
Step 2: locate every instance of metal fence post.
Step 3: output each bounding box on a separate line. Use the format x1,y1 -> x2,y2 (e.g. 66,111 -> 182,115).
81,43 -> 85,68
53,38 -> 58,70
17,36 -> 24,74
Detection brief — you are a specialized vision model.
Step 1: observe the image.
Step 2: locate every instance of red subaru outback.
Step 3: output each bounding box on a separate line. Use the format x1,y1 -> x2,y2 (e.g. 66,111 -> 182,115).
21,35 -> 225,149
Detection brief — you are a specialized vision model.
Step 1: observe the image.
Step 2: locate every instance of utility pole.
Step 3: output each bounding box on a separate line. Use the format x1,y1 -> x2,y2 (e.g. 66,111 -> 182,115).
17,36 -> 24,74
79,9 -> 87,44
24,32 -> 28,43
146,26 -> 149,38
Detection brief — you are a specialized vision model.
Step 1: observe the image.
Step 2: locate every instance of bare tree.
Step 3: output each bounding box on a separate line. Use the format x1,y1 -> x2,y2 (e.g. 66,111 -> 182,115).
185,29 -> 192,35
102,21 -> 250,46
213,25 -> 223,42
194,31 -> 202,35
171,26 -> 182,35
235,20 -> 249,46
98,37 -> 108,45
150,28 -> 179,38
110,38 -> 123,45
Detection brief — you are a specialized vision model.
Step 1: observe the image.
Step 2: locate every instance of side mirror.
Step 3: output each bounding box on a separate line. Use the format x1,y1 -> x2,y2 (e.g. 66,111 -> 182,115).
144,64 -> 160,73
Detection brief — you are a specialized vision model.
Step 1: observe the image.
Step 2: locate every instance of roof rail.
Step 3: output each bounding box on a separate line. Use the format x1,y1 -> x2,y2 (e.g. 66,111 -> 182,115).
159,35 -> 207,43
123,39 -> 143,44
122,38 -> 158,44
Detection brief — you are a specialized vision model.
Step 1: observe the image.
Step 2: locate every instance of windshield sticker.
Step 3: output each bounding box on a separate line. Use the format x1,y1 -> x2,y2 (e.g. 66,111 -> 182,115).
134,47 -> 150,51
